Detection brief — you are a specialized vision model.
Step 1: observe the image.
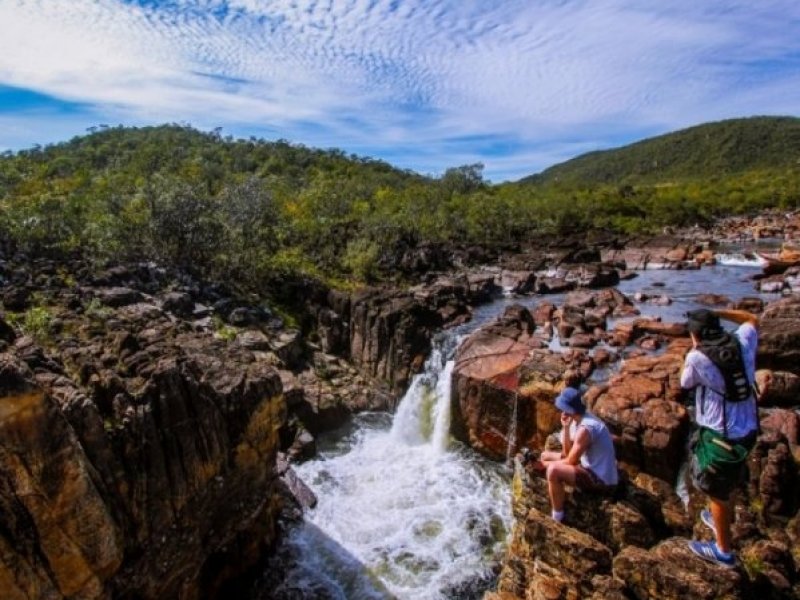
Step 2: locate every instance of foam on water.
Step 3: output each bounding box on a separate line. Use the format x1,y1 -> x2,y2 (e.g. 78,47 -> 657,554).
714,253 -> 765,268
288,335 -> 512,600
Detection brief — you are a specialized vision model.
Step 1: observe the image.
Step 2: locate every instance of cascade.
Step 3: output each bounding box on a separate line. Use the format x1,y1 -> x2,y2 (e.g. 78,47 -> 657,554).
283,332 -> 511,599
431,358 -> 455,454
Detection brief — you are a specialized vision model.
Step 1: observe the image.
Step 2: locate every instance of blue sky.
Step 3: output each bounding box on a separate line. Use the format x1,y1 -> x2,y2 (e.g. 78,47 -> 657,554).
1,1 -> 799,182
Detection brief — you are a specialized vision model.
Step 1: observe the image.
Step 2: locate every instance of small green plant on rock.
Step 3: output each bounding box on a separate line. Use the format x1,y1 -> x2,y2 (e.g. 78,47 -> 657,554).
7,306 -> 53,341
212,315 -> 238,342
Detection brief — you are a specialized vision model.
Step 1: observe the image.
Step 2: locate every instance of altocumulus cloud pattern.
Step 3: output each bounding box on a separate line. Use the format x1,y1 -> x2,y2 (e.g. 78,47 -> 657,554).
1,0 -> 799,180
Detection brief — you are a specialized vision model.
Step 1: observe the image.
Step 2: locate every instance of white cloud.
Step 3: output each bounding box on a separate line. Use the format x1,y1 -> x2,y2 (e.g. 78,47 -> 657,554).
0,0 -> 798,179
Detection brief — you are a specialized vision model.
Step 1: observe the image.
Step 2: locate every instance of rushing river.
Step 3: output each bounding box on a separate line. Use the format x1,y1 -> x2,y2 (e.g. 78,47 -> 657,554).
262,252 -> 779,600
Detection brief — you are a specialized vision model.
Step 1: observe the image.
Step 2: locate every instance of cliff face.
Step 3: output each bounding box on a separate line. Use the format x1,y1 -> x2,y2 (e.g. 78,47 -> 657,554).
0,254 -> 486,599
0,259 -> 288,599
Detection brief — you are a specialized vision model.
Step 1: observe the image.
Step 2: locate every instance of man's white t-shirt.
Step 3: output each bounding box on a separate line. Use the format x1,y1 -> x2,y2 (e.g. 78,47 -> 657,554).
680,322 -> 759,440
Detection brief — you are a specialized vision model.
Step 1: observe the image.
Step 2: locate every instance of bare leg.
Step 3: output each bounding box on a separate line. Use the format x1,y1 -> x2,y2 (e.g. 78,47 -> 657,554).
710,496 -> 733,553
546,462 -> 577,512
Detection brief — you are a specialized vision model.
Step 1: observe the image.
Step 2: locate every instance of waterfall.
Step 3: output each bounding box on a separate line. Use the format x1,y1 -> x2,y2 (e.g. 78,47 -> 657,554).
391,342 -> 446,445
431,358 -> 454,454
286,331 -> 512,600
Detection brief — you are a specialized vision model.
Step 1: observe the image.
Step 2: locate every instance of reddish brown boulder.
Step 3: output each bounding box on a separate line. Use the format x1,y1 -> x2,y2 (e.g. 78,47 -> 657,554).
451,306 -> 547,460
760,408 -> 800,463
531,301 -> 556,327
589,338 -> 692,481
758,294 -> 800,375
755,369 -> 800,407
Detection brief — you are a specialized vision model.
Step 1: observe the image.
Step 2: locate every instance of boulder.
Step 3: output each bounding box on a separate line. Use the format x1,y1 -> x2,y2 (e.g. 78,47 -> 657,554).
161,291 -> 195,317
94,287 -> 144,308
0,326 -> 286,599
760,409 -> 800,463
500,270 -> 536,295
696,293 -> 730,306
758,295 -> 800,375
754,369 -> 800,407
451,306 -> 547,459
589,339 -> 692,482
614,538 -> 746,600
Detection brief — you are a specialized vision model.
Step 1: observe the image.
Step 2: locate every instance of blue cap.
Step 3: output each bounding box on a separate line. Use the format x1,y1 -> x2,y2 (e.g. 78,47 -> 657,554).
554,386 -> 585,415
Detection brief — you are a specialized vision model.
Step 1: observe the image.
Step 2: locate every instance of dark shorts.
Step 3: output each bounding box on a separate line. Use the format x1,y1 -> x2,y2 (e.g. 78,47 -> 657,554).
690,431 -> 756,501
690,452 -> 747,501
575,466 -> 609,491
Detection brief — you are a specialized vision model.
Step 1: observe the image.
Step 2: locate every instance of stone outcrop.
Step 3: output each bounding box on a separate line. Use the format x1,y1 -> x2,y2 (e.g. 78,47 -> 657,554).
588,338 -> 692,483
482,288 -> 800,600
489,442 -> 800,600
306,274 -> 485,393
0,319 -> 286,599
601,236 -> 705,270
758,294 -> 800,375
450,305 -> 548,460
0,255 -> 333,599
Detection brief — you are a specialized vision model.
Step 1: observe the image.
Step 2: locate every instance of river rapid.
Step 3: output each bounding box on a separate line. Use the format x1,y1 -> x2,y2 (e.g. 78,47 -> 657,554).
260,252 -> 778,600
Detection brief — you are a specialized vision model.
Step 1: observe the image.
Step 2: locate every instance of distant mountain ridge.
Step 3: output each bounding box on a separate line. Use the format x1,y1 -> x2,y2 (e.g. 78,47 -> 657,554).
521,116 -> 800,186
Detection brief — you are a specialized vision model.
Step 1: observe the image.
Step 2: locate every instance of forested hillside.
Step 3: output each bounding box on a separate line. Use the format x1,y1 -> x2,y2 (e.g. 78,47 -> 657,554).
1,120 -> 799,291
522,116 -> 800,186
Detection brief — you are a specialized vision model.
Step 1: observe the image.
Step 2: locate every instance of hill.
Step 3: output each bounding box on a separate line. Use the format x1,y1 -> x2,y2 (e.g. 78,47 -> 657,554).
521,116 -> 800,186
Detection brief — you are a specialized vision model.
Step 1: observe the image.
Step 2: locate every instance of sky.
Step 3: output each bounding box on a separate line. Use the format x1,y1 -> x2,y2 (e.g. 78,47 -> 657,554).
0,1 -> 799,182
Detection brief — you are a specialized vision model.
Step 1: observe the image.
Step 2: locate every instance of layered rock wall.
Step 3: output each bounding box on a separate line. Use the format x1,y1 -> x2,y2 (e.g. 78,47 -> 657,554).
0,305 -> 286,599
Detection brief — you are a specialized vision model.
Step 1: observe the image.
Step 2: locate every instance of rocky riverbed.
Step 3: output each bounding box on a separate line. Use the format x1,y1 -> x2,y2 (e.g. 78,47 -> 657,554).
1,210 -> 799,598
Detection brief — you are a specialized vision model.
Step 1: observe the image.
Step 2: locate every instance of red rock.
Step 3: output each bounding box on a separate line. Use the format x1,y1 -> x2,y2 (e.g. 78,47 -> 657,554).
758,295 -> 800,375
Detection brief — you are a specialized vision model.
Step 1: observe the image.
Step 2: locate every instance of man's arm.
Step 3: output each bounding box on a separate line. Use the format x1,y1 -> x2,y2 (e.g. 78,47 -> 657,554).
560,414 -> 573,458
563,427 -> 590,466
715,309 -> 759,328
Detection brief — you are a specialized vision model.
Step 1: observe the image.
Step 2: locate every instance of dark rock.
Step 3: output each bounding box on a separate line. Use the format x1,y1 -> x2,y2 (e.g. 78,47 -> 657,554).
2,286 -> 30,311
95,287 -> 144,307
161,291 -> 195,317
0,314 -> 16,343
272,330 -> 305,369
536,277 -> 575,294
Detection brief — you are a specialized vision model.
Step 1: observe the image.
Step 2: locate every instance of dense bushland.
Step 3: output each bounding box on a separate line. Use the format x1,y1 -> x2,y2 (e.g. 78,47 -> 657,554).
1,118 -> 799,289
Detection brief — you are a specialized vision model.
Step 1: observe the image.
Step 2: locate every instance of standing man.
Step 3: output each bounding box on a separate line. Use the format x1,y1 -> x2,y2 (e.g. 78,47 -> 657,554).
681,308 -> 759,567
540,386 -> 618,523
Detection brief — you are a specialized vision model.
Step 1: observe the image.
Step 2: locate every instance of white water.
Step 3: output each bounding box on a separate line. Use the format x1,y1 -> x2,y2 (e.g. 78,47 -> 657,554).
284,335 -> 512,600
714,252 -> 766,268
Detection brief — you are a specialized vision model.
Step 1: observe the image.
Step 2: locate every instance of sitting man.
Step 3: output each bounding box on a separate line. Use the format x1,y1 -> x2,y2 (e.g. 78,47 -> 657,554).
539,386 -> 619,522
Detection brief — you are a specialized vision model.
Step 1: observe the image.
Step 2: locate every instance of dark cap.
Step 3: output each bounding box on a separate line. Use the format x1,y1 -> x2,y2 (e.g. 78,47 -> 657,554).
554,386 -> 585,415
686,308 -> 723,337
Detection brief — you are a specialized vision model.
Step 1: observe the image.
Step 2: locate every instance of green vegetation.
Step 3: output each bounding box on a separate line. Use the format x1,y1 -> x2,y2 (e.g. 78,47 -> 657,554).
1,118 -> 799,291
522,116 -> 800,186
6,306 -> 53,341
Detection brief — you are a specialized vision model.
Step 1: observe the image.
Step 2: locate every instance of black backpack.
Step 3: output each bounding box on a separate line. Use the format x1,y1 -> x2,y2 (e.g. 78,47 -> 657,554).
697,333 -> 751,402
696,332 -> 753,437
